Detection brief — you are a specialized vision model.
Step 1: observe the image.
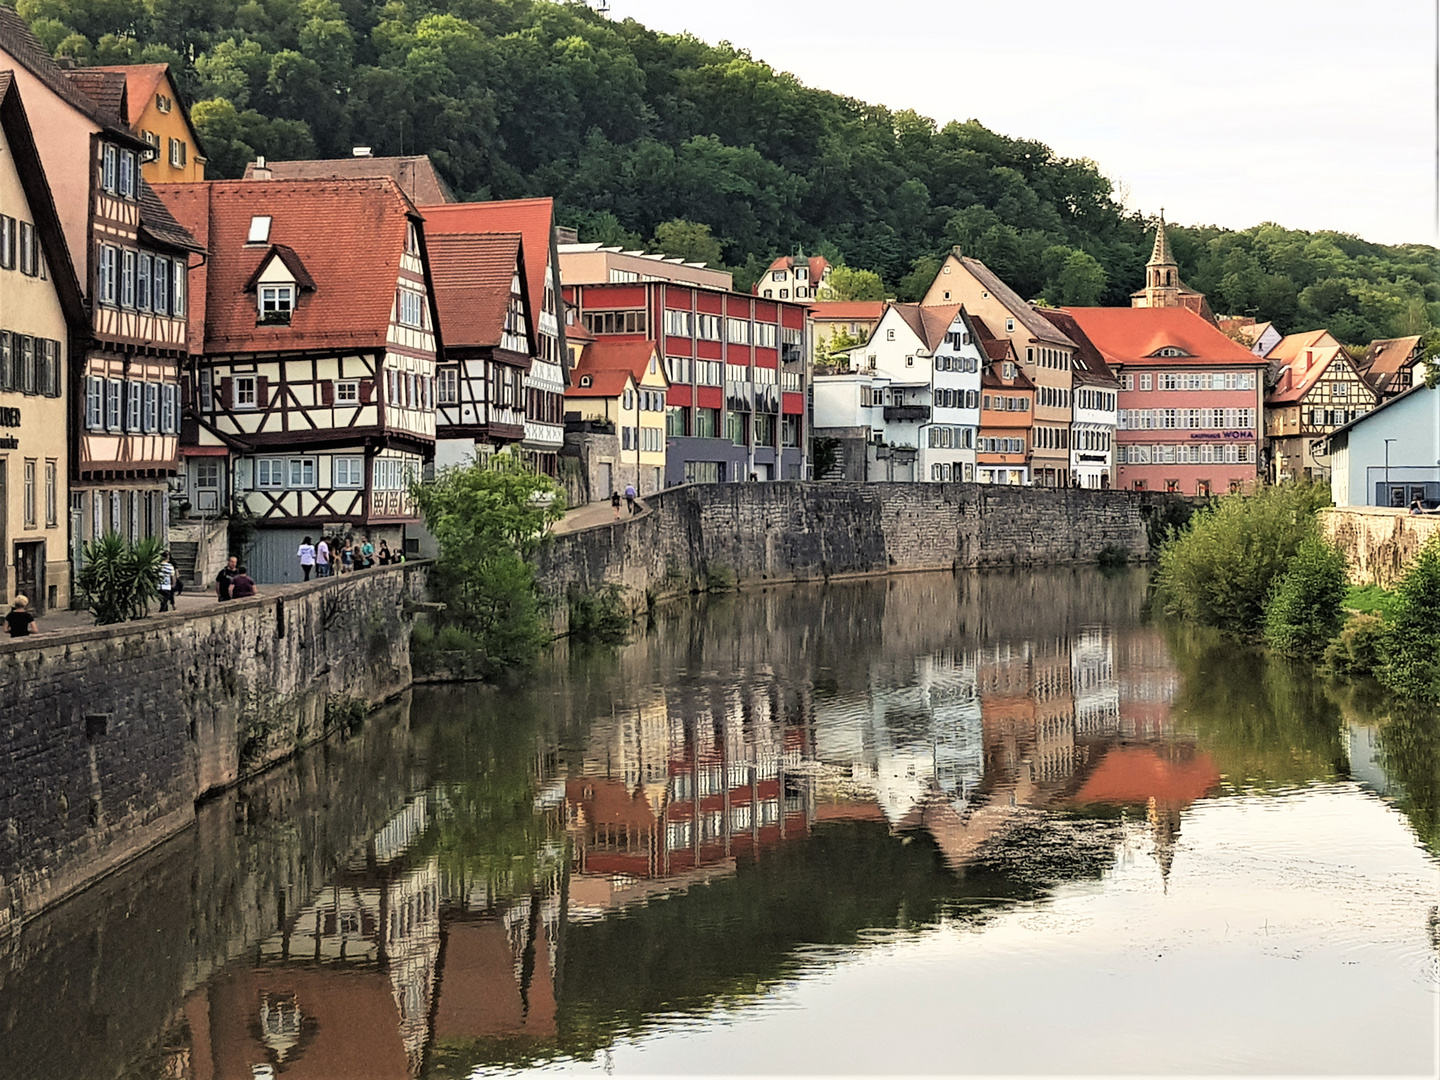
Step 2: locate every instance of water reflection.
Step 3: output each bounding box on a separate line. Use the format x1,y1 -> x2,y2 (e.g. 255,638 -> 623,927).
1,569 -> 1435,1078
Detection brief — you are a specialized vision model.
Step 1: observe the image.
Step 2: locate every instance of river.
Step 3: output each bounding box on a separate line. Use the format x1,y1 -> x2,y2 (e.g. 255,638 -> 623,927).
0,568 -> 1435,1078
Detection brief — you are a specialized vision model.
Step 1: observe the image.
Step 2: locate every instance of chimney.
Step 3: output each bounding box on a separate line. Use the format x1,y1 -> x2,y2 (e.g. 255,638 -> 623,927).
249,155 -> 272,181
554,226 -> 579,245
352,146 -> 373,158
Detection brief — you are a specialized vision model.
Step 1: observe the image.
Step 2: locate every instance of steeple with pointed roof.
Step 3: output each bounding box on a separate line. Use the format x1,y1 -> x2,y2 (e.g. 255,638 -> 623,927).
1131,210 -> 1217,323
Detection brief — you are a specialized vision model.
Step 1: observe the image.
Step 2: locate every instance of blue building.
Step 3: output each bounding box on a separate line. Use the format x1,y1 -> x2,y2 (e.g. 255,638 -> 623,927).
1328,381 -> 1440,507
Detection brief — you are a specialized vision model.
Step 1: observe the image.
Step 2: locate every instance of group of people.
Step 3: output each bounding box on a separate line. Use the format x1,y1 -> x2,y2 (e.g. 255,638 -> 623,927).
215,556 -> 258,602
295,534 -> 402,580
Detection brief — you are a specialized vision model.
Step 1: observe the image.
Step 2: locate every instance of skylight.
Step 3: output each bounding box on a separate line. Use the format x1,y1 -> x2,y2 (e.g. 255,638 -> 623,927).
247,216 -> 272,244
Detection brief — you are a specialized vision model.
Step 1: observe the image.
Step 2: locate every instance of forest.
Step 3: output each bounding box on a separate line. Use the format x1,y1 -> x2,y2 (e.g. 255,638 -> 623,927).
12,0 -> 1440,344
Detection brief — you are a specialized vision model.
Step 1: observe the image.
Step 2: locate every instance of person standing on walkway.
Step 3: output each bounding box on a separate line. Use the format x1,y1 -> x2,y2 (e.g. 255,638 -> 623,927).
625,483 -> 637,515
216,555 -> 238,601
5,595 -> 38,637
158,551 -> 177,612
611,490 -> 622,519
361,535 -> 375,568
316,536 -> 330,577
298,536 -> 317,581
230,565 -> 257,599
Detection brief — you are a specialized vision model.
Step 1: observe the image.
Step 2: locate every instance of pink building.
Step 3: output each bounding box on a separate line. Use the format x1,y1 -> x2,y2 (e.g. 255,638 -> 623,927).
1060,308 -> 1266,495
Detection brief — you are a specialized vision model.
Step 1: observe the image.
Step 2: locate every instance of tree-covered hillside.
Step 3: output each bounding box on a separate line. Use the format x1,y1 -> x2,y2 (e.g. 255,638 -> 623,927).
13,0 -> 1440,343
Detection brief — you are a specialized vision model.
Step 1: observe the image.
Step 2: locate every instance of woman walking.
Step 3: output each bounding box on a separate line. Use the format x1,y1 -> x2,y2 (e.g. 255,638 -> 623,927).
297,536 -> 317,581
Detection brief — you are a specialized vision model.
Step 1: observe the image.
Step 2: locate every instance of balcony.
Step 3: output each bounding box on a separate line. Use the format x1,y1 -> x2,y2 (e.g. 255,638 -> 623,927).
883,404 -> 930,422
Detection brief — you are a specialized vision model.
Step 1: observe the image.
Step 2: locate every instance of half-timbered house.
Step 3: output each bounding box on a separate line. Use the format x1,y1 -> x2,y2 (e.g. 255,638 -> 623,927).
1265,339 -> 1377,482
426,230 -> 535,470
157,177 -> 440,582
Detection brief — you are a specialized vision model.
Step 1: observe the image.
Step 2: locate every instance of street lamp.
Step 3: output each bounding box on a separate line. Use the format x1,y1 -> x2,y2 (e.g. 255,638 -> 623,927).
1384,437 -> 1396,505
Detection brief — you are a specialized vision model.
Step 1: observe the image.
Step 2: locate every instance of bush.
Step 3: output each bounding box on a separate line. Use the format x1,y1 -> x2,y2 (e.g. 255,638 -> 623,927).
75,532 -> 164,624
1378,535 -> 1440,703
1154,481 -> 1331,637
1097,543 -> 1130,568
1322,614 -> 1387,679
1263,535 -> 1348,657
568,585 -> 630,644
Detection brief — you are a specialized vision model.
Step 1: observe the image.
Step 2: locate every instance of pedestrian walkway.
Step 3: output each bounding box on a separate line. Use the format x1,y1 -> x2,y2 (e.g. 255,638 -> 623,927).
553,497 -> 651,535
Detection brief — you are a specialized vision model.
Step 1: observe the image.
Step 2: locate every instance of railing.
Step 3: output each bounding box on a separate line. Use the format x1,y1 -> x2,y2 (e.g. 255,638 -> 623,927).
883,405 -> 930,422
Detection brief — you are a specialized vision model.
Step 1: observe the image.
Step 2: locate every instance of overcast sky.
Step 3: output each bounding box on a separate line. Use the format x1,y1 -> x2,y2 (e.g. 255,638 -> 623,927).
609,0 -> 1436,247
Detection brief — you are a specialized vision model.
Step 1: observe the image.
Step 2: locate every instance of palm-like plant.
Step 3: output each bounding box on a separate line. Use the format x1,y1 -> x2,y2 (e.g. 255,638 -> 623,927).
77,533 -> 164,625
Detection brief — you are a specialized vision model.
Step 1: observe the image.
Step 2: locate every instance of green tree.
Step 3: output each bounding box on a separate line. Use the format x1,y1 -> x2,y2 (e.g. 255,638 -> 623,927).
1379,536 -> 1440,703
651,218 -> 723,267
1262,535 -> 1348,658
411,454 -> 566,674
820,265 -> 885,301
895,254 -> 941,302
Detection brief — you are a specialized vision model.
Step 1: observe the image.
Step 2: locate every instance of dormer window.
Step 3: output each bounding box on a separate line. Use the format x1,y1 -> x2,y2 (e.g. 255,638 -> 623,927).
259,284 -> 295,324
1154,346 -> 1189,357
796,268 -> 807,280
247,216 -> 272,244
579,375 -> 593,387
1003,362 -> 1015,379
156,94 -> 172,113
406,222 -> 420,255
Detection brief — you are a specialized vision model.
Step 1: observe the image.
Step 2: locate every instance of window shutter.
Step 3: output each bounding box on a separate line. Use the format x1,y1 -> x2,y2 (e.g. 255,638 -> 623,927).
218,377 -> 232,411
359,378 -> 374,403
321,380 -> 335,406
255,376 -> 269,407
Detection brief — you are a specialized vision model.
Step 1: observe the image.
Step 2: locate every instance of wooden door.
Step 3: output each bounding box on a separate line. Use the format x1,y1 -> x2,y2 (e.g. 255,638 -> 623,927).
14,540 -> 43,613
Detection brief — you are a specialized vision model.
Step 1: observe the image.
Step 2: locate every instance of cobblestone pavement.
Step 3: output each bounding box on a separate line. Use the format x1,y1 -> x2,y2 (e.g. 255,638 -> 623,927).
553,497 -> 650,535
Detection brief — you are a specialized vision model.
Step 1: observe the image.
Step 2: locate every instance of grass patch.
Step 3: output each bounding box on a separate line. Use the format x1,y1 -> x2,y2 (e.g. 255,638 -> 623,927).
1344,584 -> 1397,617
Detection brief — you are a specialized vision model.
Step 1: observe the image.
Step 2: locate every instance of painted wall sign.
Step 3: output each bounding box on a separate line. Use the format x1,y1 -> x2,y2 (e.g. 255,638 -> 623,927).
0,407 -> 19,427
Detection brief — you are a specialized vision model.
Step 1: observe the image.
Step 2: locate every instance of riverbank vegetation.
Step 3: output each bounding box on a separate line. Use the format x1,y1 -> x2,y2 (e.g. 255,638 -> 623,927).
1155,482 -> 1440,704
410,454 -> 565,678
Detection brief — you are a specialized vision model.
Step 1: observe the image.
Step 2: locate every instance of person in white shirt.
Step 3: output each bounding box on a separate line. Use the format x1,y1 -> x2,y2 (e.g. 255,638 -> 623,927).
297,536 -> 317,581
316,536 -> 331,577
158,551 -> 177,612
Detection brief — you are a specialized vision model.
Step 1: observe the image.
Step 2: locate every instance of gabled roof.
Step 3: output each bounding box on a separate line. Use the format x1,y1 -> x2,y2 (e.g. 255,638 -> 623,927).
426,231 -> 528,351
247,155 -> 455,206
574,338 -> 659,383
155,177 -> 421,352
758,253 -> 828,292
808,300 -> 887,321
138,178 -> 203,253
1035,308 -> 1120,387
1056,307 -> 1262,367
64,67 -> 126,122
86,63 -> 207,157
1219,318 -> 1274,345
890,302 -> 962,353
1266,344 -> 1367,406
0,6 -> 144,145
241,244 -> 316,292
566,368 -> 632,398
953,253 -> 1076,347
421,198 -> 558,334
1360,336 -> 1423,394
0,71 -> 85,330
968,314 -> 1018,362
981,363 -> 1035,391
1266,328 -> 1339,364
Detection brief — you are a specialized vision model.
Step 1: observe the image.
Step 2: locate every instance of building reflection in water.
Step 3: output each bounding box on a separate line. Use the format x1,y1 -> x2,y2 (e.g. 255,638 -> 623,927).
142,570 -> 1234,1078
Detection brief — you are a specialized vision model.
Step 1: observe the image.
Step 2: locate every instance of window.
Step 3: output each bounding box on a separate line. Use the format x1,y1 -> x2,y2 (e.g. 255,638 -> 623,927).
755,322 -> 777,348
17,221 -> 35,276
168,138 -> 187,169
153,257 -> 169,316
694,406 -> 720,438
234,375 -> 257,409
288,458 -> 316,488
118,150 -> 136,197
105,379 -> 122,430
583,309 -> 648,335
887,329 -> 896,341
23,459 -> 35,528
44,460 -> 57,527
335,380 -> 359,404
136,253 -> 152,310
172,260 -> 186,316
121,249 -> 136,308
247,216 -> 272,244
726,410 -> 749,446
666,406 -> 689,436
259,284 -> 295,322
663,309 -> 693,337
753,413 -> 775,448
256,458 -> 284,488
98,245 -> 118,305
1139,373 -> 1152,391
0,215 -> 14,270
727,318 -> 752,345
122,380 -> 141,432
161,383 -> 177,433
398,288 -> 424,328
334,456 -> 364,488
85,376 -> 104,429
18,335 -> 34,394
696,314 -> 722,341
156,93 -> 172,113
102,145 -> 118,192
143,382 -> 159,433
664,355 -> 691,384
437,367 -> 458,405
782,414 -> 800,447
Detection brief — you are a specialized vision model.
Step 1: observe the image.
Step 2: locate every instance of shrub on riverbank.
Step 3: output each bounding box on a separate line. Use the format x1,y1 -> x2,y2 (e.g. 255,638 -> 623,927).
411,455 -> 566,675
1263,535 -> 1348,658
1322,614 -> 1388,678
1377,535 -> 1440,703
1153,481 -> 1331,637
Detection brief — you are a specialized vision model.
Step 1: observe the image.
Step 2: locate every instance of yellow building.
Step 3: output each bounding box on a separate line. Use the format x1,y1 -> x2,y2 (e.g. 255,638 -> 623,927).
564,339 -> 669,495
77,64 -> 206,183
0,75 -> 87,611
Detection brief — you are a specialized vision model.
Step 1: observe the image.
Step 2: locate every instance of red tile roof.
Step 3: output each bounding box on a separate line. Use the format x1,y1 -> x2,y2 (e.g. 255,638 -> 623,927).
891,302 -> 962,352
576,338 -> 658,382
1057,307 -> 1261,367
1266,344 -> 1361,406
64,68 -> 126,122
155,177 -> 419,353
1073,745 -> 1219,805
809,300 -> 886,321
426,231 -> 525,350
566,368 -> 632,398
421,199 -> 556,334
1266,329 -> 1336,365
85,63 -> 167,124
1035,308 -> 1120,387
1360,336 -> 1422,395
249,156 -> 455,206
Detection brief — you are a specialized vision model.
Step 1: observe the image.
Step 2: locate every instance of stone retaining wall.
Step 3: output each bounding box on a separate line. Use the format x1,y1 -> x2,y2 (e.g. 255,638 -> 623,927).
536,482 -> 1183,628
0,562 -> 428,929
1320,507 -> 1440,586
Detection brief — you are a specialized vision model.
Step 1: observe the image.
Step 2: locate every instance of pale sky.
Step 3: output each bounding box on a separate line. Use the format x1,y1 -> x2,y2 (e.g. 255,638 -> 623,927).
609,0 -> 1438,247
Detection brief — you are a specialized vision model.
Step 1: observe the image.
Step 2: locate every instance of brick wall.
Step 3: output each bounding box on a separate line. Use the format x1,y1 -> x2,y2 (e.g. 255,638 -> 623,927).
536,481 -> 1176,626
0,563 -> 428,928
1320,507 -> 1440,586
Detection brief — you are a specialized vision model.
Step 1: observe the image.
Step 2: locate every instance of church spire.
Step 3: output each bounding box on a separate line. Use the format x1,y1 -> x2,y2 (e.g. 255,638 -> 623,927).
1148,210 -> 1175,269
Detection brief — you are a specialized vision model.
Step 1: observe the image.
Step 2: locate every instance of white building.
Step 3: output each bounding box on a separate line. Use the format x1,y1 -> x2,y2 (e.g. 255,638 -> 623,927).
813,303 -> 984,482
755,254 -> 829,301
1327,380 -> 1440,507
1038,308 -> 1119,489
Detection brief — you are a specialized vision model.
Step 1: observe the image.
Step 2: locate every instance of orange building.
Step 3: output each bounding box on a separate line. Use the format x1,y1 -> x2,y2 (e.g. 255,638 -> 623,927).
71,64 -> 206,183
977,348 -> 1035,485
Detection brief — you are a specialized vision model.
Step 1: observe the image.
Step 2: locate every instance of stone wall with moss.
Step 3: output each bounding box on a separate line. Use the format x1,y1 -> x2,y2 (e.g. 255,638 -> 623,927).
1320,507 -> 1440,586
0,563 -> 428,929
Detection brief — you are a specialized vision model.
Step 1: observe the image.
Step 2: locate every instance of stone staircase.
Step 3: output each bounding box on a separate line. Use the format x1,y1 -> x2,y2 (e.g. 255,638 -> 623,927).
170,541 -> 200,587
